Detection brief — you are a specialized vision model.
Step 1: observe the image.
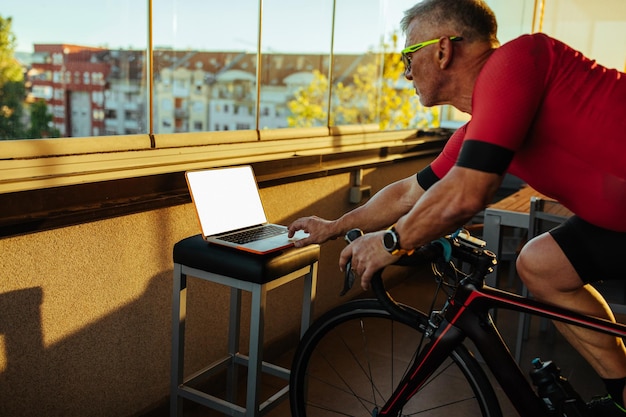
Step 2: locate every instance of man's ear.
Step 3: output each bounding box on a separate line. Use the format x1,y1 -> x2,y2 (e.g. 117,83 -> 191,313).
439,38 -> 454,69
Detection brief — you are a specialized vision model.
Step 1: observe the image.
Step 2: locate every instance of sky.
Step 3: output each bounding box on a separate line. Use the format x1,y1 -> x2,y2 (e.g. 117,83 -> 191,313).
4,0 -> 416,54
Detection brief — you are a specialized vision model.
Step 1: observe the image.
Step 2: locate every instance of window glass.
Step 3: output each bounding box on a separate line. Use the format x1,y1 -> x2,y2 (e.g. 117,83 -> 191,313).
152,0 -> 259,134
2,1 -> 148,139
330,0 -> 436,130
2,0 -> 623,143
261,0 -> 334,129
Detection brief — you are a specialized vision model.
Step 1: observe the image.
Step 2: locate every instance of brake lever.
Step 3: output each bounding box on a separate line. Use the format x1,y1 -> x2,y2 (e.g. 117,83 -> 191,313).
340,260 -> 356,296
340,228 -> 364,296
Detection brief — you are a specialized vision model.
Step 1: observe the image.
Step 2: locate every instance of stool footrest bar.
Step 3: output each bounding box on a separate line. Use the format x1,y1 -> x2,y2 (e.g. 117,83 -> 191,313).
185,355 -> 234,386
178,385 -> 246,417
233,353 -> 290,379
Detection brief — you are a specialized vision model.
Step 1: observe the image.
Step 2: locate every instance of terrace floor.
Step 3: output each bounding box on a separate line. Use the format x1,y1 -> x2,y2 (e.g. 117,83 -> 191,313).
144,259 -> 624,417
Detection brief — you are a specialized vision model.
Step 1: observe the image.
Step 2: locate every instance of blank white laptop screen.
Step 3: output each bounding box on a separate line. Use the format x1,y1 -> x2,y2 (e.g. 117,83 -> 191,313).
188,166 -> 267,237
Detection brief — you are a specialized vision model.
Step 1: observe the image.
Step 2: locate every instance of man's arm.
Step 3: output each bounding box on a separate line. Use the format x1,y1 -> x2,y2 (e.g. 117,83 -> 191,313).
395,166 -> 502,249
288,174 -> 425,247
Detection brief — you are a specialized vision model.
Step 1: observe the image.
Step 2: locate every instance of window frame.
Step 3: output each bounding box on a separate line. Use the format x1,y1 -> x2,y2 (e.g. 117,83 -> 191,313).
0,124 -> 437,194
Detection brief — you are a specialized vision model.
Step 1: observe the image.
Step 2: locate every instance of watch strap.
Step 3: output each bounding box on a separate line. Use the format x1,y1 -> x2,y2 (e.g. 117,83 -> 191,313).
387,225 -> 415,256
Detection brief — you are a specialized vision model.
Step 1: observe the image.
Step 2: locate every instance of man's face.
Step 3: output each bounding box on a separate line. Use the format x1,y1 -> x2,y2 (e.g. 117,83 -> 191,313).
403,19 -> 445,107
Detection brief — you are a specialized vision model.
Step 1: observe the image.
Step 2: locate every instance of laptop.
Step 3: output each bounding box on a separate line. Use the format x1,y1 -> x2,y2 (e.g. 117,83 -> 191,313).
185,165 -> 309,255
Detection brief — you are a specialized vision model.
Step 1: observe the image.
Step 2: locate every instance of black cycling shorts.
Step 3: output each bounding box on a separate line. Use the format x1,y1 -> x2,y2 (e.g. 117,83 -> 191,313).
550,216 -> 626,283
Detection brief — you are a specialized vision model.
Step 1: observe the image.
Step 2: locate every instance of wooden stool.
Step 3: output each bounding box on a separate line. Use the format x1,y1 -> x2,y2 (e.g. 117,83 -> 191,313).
170,235 -> 319,417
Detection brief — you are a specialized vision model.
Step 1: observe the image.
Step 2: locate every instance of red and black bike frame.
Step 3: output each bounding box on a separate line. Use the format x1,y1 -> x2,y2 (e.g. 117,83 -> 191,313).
372,246 -> 626,417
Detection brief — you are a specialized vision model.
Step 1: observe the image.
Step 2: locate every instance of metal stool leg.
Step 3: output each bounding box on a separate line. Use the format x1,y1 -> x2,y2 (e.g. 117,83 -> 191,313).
300,262 -> 318,337
246,283 -> 267,416
227,287 -> 242,405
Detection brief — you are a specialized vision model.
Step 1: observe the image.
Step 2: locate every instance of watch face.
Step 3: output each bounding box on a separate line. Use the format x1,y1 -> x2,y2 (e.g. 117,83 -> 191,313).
383,230 -> 397,251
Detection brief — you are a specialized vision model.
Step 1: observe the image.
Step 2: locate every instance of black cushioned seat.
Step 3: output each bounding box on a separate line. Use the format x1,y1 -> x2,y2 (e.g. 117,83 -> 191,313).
173,234 -> 320,284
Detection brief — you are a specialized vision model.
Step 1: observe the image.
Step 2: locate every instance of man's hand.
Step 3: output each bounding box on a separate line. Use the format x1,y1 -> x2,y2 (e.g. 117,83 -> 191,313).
288,216 -> 339,247
339,231 -> 397,291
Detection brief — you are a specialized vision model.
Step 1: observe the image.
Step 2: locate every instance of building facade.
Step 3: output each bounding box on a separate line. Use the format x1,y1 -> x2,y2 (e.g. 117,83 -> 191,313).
28,45 -> 371,137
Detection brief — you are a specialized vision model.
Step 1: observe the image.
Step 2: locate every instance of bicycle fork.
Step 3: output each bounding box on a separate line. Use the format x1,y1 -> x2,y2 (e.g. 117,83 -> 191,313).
376,308 -> 468,416
377,299 -> 549,417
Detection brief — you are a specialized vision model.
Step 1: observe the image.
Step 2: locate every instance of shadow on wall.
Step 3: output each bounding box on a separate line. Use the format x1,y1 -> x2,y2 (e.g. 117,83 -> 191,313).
0,274 -> 172,417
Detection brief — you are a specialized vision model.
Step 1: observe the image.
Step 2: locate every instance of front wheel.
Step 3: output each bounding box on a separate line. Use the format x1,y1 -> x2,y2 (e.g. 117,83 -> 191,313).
290,299 -> 502,416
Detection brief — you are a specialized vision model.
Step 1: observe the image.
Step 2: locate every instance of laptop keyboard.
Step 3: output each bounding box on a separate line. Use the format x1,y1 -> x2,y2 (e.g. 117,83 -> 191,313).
219,225 -> 286,244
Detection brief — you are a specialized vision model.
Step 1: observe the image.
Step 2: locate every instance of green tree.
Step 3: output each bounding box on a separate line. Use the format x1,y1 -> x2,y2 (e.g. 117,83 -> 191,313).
0,15 -> 26,140
27,99 -> 61,138
287,33 -> 438,130
0,81 -> 25,139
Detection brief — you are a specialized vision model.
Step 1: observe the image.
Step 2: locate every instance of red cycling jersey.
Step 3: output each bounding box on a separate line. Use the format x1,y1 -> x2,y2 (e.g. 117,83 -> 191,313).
427,33 -> 626,231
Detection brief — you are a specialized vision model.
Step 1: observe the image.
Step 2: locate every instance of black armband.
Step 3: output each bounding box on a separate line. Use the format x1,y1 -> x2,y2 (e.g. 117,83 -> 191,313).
417,166 -> 440,190
456,140 -> 514,175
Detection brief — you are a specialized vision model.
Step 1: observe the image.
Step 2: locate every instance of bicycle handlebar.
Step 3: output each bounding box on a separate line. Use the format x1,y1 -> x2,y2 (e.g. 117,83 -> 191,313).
343,228 -> 497,324
371,240 -> 448,325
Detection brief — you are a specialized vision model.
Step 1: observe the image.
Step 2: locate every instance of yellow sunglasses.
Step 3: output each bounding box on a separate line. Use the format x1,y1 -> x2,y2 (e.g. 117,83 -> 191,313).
401,36 -> 463,70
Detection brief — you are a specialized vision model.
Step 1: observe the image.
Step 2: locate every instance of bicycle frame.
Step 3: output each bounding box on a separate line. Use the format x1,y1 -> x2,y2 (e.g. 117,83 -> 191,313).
373,248 -> 626,417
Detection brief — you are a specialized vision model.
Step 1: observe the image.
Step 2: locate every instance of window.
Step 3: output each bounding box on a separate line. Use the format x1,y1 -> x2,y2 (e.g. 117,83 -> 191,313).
93,72 -> 104,86
3,0 -> 447,142
3,0 -> 624,141
92,91 -> 103,106
3,0 -> 148,140
53,89 -> 64,101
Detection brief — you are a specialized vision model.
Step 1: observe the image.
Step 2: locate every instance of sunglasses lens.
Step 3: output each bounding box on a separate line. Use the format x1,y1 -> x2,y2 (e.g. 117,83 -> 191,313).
401,54 -> 410,70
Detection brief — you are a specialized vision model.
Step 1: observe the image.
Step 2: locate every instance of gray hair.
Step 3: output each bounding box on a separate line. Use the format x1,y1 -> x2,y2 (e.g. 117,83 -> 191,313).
401,0 -> 499,45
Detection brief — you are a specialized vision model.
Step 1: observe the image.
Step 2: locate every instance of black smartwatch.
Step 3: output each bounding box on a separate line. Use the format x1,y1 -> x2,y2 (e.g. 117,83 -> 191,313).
382,225 -> 414,256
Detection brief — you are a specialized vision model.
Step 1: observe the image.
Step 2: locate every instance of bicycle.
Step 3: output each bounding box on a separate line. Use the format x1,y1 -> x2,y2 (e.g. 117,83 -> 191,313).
289,228 -> 626,416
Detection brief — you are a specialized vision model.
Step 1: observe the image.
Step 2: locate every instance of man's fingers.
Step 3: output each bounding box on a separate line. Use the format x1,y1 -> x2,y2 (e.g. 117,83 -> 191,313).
339,245 -> 353,272
359,267 -> 373,291
288,217 -> 315,239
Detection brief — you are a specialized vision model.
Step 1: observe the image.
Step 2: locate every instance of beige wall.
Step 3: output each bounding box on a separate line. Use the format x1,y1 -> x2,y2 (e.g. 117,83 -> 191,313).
0,158 -> 430,416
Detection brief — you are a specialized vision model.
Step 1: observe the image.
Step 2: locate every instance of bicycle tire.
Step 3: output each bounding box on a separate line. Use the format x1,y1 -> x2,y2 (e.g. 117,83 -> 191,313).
290,298 -> 502,417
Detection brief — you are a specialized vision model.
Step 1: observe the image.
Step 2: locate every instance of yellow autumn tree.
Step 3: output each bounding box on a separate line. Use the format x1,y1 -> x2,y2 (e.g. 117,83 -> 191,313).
286,71 -> 329,128
287,33 -> 439,130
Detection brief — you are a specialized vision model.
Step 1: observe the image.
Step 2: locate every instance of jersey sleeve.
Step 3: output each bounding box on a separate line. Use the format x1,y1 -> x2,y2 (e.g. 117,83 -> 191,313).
422,123 -> 468,187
